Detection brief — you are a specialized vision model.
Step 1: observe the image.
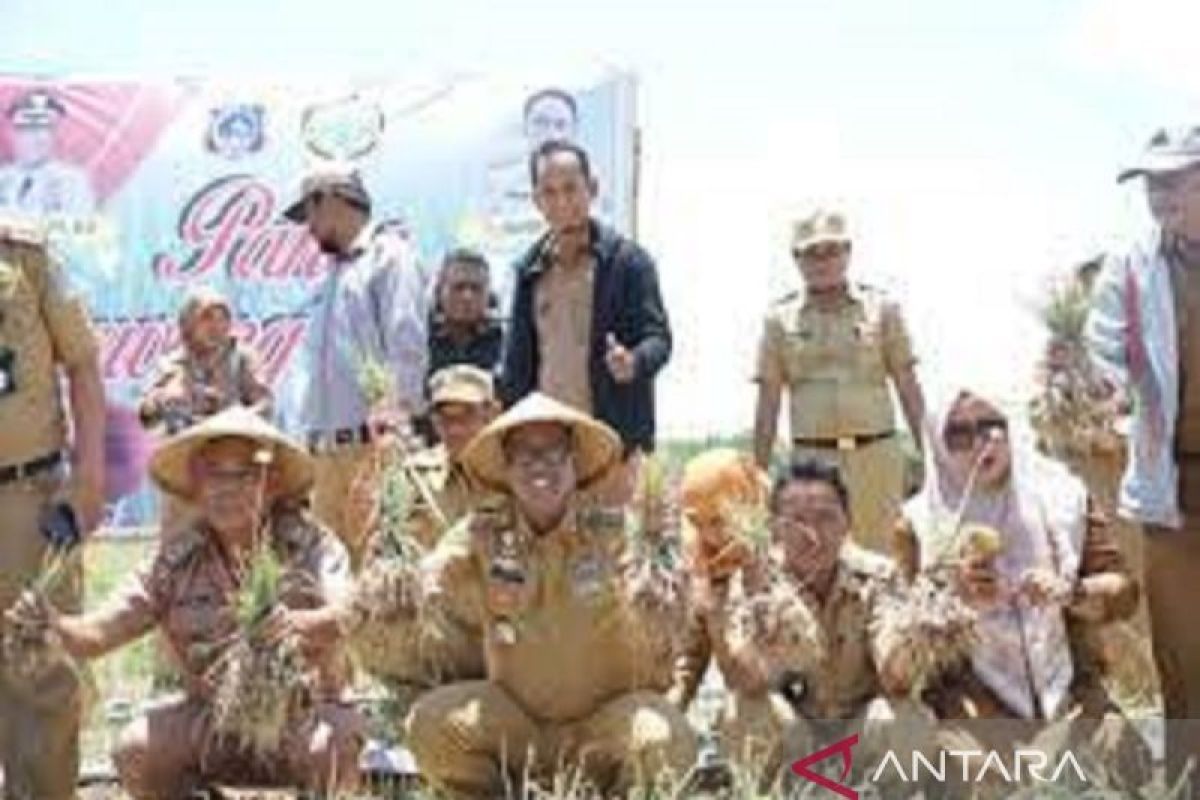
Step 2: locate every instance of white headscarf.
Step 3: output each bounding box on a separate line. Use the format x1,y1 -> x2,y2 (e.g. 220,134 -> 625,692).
906,388 -> 1087,719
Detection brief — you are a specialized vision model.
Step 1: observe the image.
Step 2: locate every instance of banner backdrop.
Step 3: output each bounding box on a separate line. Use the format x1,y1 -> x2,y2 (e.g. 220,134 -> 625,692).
0,73 -> 638,528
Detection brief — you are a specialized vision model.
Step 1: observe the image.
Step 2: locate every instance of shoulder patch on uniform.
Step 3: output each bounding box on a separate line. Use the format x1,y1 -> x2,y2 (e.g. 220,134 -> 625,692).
471,495 -> 515,535
577,505 -> 626,538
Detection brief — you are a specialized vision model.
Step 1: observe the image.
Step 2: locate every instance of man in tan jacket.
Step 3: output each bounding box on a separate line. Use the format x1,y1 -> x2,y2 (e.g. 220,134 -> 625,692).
399,393 -> 696,797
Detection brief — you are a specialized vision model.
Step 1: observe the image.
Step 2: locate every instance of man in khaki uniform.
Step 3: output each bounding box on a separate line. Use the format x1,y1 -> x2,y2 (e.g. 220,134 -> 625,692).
0,214 -> 105,799
753,209 -> 925,551
6,407 -> 363,798
717,459 -> 938,786
399,365 -> 498,549
400,393 -> 696,797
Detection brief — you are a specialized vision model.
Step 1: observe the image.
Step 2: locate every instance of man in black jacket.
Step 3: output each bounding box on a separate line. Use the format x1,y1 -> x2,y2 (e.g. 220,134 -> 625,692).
500,140 -> 671,484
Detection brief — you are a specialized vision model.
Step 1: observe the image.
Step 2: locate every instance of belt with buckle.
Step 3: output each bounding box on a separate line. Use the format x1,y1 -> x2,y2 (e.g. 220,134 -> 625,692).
0,451 -> 64,486
793,431 -> 895,452
307,424 -> 374,453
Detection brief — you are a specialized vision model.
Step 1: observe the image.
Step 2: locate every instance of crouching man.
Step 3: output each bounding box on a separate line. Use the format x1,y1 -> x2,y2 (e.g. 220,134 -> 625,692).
719,459 -> 943,788
394,394 -> 697,797
5,407 -> 363,799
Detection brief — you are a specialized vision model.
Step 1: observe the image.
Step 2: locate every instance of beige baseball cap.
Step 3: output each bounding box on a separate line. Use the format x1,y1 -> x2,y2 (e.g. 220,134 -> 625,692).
429,364 -> 496,407
792,208 -> 851,251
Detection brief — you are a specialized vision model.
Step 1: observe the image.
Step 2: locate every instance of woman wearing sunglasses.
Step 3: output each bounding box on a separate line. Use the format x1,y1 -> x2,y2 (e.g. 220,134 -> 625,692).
894,389 -> 1149,790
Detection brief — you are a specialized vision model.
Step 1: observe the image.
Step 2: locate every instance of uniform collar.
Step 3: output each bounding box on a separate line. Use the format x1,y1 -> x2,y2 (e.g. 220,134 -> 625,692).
801,283 -> 859,312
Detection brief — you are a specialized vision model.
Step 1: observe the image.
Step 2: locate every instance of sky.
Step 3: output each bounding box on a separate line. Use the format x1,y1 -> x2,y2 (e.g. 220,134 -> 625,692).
1,0 -> 1197,437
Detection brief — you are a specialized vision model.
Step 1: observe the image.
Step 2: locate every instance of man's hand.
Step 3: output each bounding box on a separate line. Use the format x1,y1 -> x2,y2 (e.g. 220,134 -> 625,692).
1019,568 -> 1072,608
1066,574 -> 1122,623
604,333 -> 638,384
4,588 -> 58,638
260,605 -> 344,655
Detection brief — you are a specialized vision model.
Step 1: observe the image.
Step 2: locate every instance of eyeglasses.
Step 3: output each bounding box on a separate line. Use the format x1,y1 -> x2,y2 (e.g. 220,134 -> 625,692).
943,417 -> 1009,452
507,444 -> 572,471
793,243 -> 847,262
200,465 -> 261,487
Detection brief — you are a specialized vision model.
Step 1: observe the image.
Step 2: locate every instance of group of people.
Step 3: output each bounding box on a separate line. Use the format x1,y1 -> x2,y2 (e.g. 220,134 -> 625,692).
0,120 -> 1199,799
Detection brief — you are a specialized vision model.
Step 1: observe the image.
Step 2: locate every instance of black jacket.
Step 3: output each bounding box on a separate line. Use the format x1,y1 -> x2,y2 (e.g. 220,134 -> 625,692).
500,220 -> 672,452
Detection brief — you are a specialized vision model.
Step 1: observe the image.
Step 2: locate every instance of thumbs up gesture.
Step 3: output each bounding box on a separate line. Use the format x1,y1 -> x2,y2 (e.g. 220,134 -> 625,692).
604,333 -> 637,384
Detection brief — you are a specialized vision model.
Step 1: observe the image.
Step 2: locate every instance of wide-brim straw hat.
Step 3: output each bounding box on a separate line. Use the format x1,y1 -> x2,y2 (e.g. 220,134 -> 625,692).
149,406 -> 314,500
460,392 -> 620,491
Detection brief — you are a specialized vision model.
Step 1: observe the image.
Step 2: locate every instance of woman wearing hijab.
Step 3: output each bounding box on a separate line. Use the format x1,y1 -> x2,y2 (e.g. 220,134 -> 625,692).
895,389 -> 1150,790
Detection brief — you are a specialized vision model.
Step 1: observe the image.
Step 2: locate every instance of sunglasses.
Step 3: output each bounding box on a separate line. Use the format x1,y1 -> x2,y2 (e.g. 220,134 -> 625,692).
793,243 -> 847,262
943,417 -> 1009,452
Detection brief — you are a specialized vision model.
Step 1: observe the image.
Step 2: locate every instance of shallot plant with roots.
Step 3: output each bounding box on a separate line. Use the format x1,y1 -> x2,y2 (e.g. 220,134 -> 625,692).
206,447 -> 312,763
1029,279 -> 1121,460
1,545 -> 93,705
721,502 -> 826,678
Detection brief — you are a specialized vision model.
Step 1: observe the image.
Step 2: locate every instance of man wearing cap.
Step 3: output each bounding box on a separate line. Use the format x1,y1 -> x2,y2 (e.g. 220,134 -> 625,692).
752,209 -> 925,552
5,406 -> 364,798
501,140 -> 671,503
350,364 -> 498,553
0,89 -> 95,217
1086,125 -> 1200,789
0,212 -> 105,799
397,393 -> 694,797
284,161 -> 428,567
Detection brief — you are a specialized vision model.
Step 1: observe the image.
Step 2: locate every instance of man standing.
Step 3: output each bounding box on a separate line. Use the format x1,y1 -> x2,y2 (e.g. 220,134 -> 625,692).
0,89 -> 95,217
501,140 -> 671,498
283,161 -> 428,566
0,214 -> 105,799
752,209 -> 924,550
1086,125 -> 1200,790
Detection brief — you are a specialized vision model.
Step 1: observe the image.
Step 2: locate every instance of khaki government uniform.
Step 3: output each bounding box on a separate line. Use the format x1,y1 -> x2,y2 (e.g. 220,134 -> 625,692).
756,285 -> 915,551
715,543 -> 938,782
0,217 -> 96,800
405,498 -> 697,798
89,508 -> 363,798
534,252 -> 595,414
